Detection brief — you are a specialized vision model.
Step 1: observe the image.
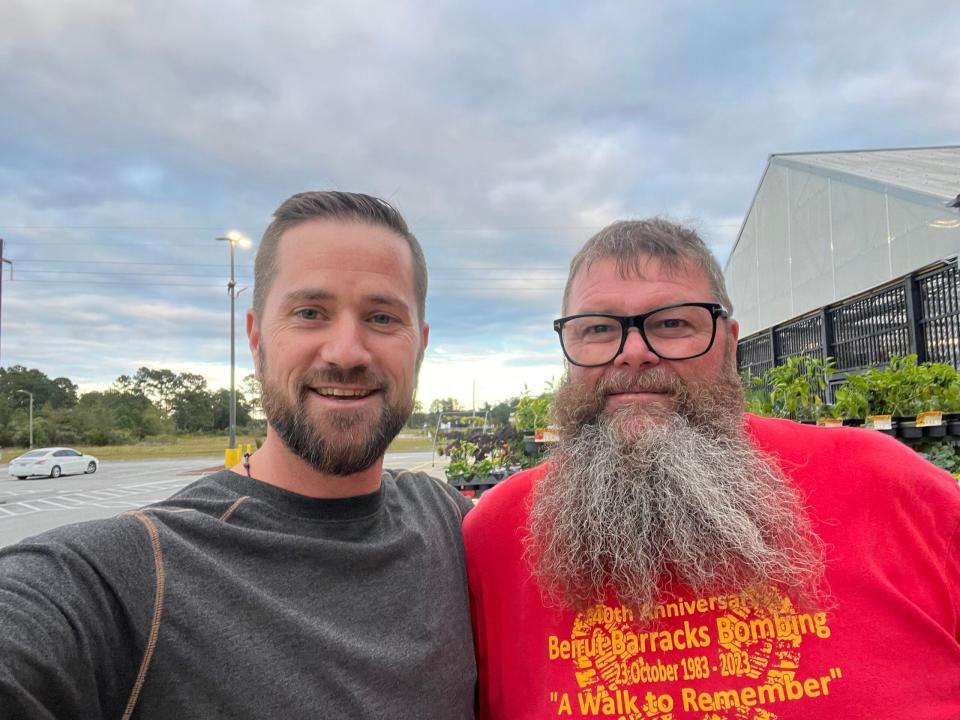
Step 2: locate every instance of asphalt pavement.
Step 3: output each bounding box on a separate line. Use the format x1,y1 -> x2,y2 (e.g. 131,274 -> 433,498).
0,451 -> 446,547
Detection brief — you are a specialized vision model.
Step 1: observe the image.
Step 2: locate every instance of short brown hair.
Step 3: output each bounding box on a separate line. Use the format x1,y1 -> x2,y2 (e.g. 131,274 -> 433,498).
562,218 -> 733,315
253,191 -> 428,323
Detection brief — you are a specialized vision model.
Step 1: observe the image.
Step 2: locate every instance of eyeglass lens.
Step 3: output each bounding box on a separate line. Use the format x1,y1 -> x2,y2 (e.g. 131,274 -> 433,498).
561,306 -> 716,364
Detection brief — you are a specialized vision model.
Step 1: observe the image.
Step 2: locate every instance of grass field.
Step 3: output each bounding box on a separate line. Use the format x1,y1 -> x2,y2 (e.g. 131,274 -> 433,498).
1,432 -> 434,463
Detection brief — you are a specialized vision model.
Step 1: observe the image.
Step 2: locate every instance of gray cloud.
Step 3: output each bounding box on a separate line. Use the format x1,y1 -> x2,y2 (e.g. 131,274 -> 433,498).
1,0 -> 957,403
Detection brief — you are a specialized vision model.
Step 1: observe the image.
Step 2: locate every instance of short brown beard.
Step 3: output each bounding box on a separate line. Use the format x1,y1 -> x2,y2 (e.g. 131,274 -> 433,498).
259,348 -> 411,476
525,365 -> 824,617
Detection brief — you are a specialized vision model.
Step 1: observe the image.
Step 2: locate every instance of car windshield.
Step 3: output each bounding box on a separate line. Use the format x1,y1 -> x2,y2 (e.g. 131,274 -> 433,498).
22,450 -> 50,458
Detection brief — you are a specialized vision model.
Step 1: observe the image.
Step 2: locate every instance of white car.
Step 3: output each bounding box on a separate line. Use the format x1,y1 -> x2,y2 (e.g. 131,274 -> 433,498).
7,447 -> 99,480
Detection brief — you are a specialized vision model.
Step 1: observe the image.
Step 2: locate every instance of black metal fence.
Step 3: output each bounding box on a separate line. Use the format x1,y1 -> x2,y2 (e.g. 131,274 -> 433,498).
828,284 -> 910,370
736,333 -> 773,380
918,263 -> 960,367
737,260 -> 960,386
776,314 -> 824,363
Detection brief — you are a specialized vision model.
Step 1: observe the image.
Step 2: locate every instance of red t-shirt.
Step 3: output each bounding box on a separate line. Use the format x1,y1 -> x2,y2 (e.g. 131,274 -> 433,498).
464,415 -> 960,719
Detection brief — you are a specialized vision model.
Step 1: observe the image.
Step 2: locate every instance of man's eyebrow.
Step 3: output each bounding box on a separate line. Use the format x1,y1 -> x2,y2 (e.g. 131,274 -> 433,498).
367,293 -> 409,311
280,289 -> 410,312
281,289 -> 335,304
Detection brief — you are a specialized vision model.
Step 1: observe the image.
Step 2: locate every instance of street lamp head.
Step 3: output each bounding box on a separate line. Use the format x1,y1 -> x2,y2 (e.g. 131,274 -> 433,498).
218,230 -> 252,248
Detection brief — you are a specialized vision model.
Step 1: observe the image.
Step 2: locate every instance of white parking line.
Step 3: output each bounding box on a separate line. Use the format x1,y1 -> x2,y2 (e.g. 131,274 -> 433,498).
0,480 -> 200,519
31,499 -> 78,509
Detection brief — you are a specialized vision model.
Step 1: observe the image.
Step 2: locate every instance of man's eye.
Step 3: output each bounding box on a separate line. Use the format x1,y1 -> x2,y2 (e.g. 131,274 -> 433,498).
584,324 -> 615,335
295,308 -> 319,320
370,313 -> 396,326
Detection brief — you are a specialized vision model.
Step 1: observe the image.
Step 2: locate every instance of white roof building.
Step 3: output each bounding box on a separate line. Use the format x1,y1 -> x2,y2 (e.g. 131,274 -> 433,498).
725,146 -> 960,339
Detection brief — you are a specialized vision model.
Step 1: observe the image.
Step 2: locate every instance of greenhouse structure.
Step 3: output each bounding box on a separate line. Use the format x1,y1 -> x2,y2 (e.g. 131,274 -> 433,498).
724,146 -> 960,395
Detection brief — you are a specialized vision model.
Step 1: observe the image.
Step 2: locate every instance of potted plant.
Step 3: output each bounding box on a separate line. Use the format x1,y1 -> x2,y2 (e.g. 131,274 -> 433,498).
762,355 -> 835,423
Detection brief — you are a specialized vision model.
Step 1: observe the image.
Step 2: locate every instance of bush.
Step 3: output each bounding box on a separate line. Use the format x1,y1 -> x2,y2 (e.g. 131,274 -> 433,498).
916,442 -> 960,474
833,355 -> 960,418
760,355 -> 835,421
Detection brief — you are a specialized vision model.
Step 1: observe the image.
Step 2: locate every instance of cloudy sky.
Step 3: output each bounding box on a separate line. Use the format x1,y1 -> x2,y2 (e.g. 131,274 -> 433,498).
2,0 -> 958,408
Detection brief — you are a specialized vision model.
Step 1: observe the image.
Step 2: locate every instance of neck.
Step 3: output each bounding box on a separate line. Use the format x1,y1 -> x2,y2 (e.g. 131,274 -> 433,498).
233,428 -> 384,499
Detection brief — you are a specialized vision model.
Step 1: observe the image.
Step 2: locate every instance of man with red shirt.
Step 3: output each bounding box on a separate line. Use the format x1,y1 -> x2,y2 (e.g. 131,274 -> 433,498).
464,218 -> 960,719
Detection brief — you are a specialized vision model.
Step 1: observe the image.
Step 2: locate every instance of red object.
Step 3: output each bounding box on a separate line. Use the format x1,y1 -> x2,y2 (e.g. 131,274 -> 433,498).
460,490 -> 476,498
464,415 -> 960,719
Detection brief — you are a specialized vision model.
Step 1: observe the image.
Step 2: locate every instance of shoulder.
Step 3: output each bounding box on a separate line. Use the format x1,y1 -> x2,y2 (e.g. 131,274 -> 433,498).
462,464 -> 546,543
384,468 -> 474,522
0,512 -> 159,617
745,413 -> 960,516
7,511 -> 155,562
152,469 -> 249,514
746,413 -> 954,477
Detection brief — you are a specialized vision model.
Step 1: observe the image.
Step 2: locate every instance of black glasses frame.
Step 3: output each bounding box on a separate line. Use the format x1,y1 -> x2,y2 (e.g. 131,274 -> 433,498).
553,302 -> 729,367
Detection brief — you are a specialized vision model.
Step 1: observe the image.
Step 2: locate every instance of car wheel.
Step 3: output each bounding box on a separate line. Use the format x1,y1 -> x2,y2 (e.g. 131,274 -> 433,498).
16,476 -> 27,480
50,466 -> 62,479
86,461 -> 97,474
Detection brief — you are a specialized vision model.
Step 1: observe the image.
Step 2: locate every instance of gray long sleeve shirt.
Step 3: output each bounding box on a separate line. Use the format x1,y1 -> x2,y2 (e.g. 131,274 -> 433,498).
0,469 -> 476,719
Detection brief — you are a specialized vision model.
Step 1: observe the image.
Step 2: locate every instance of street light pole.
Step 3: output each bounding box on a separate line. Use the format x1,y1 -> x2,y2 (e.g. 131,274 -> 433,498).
16,389 -> 33,449
217,232 -> 251,451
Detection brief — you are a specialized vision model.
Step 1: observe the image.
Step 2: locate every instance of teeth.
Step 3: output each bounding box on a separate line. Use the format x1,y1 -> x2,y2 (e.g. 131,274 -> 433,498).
316,387 -> 373,398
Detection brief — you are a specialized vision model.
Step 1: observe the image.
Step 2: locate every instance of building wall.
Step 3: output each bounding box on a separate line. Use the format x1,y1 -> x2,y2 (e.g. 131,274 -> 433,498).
725,157 -> 960,337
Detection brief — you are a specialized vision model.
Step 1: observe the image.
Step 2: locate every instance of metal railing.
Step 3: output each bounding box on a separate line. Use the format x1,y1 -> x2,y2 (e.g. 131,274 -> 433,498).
737,260 -> 960,392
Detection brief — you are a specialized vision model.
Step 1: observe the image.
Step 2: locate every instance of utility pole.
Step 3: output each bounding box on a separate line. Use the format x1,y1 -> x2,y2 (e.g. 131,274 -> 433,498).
0,238 -> 13,366
217,232 -> 251,451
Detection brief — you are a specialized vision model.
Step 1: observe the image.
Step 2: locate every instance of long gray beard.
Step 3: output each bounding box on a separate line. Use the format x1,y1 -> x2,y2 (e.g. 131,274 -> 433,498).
525,377 -> 824,616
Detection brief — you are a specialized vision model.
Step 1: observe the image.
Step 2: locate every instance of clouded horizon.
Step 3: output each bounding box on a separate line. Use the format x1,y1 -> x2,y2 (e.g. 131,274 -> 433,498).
2,0 -> 958,408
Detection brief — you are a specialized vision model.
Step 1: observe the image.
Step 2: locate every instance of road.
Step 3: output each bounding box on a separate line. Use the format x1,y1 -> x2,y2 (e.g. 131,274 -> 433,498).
0,451 -> 445,547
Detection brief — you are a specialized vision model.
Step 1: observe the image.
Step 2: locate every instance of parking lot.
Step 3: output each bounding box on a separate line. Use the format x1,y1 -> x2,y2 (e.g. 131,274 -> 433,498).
0,452 -> 445,547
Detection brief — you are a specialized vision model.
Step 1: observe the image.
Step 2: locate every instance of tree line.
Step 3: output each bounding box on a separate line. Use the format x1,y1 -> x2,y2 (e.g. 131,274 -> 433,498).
1,364 -> 557,448
0,365 -> 263,448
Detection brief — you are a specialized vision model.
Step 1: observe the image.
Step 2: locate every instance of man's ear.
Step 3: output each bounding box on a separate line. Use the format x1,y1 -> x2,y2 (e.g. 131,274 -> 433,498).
725,317 -> 740,363
728,317 -> 740,344
247,309 -> 262,379
416,323 -> 430,372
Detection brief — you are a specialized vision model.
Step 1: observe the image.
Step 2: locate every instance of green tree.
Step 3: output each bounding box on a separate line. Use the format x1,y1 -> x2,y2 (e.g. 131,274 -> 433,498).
429,397 -> 461,414
50,377 -> 79,408
0,365 -> 67,408
168,373 -> 215,433
240,374 -> 262,415
125,367 -> 180,416
487,397 -> 517,428
212,388 -> 253,431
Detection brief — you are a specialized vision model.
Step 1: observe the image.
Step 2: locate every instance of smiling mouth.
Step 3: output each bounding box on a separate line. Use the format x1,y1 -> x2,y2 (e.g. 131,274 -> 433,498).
312,387 -> 378,399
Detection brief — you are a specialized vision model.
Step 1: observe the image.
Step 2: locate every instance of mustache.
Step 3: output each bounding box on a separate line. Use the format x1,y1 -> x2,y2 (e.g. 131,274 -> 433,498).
594,369 -> 686,396
553,368 -> 687,433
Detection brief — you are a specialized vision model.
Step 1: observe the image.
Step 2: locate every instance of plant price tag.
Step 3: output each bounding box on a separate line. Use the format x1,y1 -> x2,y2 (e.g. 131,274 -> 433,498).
865,415 -> 893,430
816,417 -> 843,427
534,427 -> 559,443
916,411 -> 944,427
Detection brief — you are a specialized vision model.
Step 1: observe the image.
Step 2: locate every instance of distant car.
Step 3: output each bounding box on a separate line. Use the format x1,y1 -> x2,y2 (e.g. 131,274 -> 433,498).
7,447 -> 99,480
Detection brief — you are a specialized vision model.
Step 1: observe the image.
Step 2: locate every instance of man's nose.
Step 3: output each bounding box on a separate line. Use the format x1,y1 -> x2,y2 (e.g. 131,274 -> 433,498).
319,318 -> 373,369
612,326 -> 661,369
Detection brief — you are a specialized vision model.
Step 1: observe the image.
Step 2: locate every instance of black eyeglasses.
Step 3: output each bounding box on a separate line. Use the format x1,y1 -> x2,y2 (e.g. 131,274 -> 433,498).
553,302 -> 729,367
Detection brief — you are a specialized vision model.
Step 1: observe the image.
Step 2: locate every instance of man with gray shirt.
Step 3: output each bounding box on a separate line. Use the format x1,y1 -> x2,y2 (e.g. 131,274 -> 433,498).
0,192 -> 475,719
